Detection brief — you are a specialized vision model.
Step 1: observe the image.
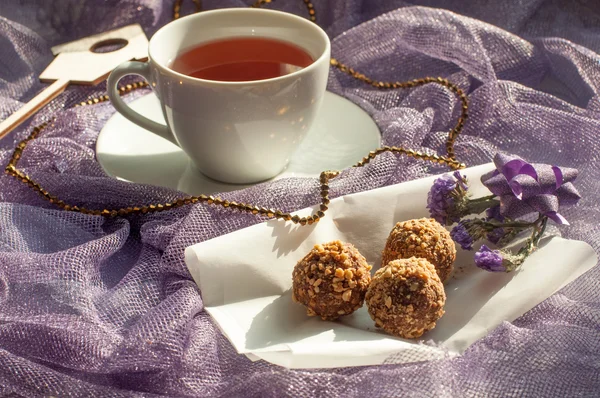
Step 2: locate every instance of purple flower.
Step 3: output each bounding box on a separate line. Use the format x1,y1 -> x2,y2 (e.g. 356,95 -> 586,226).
427,174 -> 459,225
485,205 -> 507,245
486,205 -> 504,222
481,154 -> 581,225
486,228 -> 505,245
474,245 -> 505,272
451,222 -> 474,250
453,171 -> 468,191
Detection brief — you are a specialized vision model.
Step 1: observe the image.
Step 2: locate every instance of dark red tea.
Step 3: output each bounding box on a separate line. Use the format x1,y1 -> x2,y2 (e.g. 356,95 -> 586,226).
170,37 -> 314,82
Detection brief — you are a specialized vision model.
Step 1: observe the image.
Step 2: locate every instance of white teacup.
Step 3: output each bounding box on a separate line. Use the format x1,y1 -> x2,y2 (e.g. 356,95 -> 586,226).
107,8 -> 330,184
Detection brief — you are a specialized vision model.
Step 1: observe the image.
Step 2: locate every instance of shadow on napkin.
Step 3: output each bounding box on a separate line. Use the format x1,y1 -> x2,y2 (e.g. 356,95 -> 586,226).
246,290 -> 402,351
269,220 -> 317,258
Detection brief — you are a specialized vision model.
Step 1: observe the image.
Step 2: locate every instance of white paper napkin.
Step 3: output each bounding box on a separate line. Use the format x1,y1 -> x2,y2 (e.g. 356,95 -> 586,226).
184,163 -> 597,369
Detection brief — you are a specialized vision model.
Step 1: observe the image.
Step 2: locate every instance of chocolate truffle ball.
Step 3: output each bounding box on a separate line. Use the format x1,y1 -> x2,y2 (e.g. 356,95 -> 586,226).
292,240 -> 372,320
366,257 -> 446,339
381,218 -> 456,282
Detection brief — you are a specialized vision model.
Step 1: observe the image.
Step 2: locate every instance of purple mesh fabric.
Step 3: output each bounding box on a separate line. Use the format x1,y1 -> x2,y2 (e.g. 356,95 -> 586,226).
0,0 -> 599,396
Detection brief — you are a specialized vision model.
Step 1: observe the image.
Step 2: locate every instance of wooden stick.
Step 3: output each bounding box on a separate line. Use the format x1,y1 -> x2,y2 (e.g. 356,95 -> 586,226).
0,79 -> 69,140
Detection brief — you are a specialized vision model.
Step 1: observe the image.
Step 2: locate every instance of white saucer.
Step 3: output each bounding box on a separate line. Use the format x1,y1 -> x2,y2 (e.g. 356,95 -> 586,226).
96,91 -> 381,195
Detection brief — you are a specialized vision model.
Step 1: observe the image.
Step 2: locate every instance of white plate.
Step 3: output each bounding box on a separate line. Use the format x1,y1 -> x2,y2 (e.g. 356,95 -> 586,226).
96,91 -> 381,195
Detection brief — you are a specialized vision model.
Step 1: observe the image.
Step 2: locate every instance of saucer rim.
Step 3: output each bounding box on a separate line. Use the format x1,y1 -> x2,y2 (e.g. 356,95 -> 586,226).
95,90 -> 381,191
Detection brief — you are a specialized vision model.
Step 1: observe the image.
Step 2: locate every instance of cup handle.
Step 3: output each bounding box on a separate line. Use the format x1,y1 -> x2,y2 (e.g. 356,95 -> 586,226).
107,61 -> 178,145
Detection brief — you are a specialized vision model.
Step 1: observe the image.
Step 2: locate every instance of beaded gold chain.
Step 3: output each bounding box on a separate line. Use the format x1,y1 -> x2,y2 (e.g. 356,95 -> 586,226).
4,0 -> 467,223
173,0 -> 202,20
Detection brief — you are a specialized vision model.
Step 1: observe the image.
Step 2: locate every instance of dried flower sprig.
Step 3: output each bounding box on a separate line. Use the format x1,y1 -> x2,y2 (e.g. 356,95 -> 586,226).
426,171 -> 498,225
427,154 -> 580,272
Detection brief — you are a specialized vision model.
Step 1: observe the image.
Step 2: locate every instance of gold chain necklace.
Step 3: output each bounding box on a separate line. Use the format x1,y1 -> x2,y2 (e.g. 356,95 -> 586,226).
4,0 -> 467,224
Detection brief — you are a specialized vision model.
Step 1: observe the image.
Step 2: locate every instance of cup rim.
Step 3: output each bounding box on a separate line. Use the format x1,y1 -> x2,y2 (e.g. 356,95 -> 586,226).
148,8 -> 331,86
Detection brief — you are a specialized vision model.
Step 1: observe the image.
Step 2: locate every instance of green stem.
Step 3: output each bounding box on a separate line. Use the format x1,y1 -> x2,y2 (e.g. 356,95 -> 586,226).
488,214 -> 545,230
502,215 -> 549,272
466,198 -> 500,215
533,217 -> 548,247
468,194 -> 497,204
519,216 -> 548,258
488,221 -> 534,229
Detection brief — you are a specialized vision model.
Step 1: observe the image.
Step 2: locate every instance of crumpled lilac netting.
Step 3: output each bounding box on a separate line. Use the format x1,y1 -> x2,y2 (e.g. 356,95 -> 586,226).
0,0 -> 599,396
